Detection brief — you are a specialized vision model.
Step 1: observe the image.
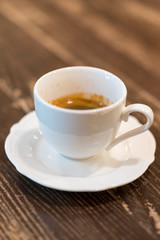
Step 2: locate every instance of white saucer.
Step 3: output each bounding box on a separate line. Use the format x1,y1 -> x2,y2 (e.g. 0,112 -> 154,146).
5,111 -> 156,192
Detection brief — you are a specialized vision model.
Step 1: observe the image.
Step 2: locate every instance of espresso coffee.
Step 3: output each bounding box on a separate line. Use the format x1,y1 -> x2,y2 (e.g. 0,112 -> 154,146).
50,92 -> 110,110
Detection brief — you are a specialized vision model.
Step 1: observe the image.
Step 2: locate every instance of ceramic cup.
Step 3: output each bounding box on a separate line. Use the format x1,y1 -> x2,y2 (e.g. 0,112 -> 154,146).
34,66 -> 154,159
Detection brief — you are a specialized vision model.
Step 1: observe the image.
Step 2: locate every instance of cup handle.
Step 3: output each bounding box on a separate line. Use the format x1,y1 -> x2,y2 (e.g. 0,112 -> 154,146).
107,104 -> 154,150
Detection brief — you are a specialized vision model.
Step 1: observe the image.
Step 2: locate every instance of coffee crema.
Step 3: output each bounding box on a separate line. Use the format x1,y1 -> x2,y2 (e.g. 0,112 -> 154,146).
50,92 -> 110,110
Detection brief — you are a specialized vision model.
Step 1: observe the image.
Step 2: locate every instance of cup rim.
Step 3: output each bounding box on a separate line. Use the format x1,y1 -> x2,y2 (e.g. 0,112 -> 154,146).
34,66 -> 127,114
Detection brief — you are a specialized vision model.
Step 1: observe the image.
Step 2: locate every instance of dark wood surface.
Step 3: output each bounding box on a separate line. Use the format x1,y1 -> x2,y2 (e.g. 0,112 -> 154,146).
1,0 -> 160,239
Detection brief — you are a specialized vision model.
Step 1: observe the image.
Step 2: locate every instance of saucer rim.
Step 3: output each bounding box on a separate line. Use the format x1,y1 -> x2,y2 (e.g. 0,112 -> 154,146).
4,111 -> 156,192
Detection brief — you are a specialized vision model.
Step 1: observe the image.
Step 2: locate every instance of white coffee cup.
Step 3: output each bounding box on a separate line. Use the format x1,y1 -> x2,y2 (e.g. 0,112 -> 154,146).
34,66 -> 154,159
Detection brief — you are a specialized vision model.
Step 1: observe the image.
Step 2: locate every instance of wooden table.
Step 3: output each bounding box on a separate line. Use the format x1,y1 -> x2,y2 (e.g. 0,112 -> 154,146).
1,0 -> 160,239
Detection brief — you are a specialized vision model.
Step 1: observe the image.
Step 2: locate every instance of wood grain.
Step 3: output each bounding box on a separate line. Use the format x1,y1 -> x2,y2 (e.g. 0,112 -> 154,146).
0,0 -> 160,239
